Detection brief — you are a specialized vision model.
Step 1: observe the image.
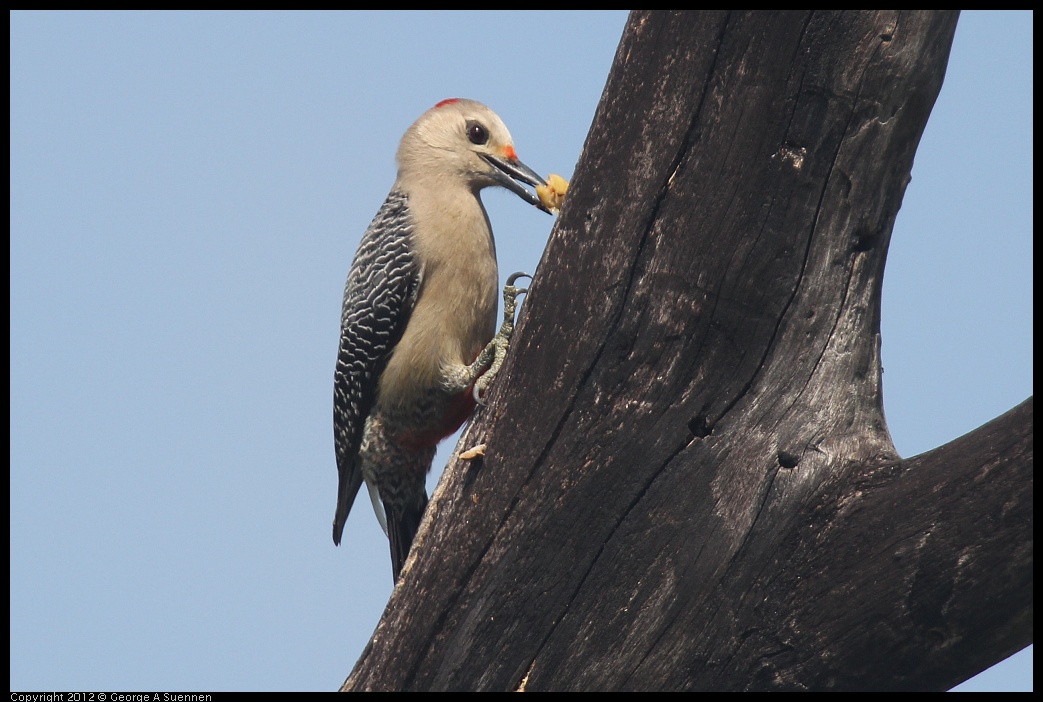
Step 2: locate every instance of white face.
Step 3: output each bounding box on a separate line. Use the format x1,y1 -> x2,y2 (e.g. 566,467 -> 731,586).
398,99 -> 518,187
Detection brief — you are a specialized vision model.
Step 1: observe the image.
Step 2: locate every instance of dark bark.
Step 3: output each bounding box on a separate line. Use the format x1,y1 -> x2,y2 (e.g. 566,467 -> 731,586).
343,10 -> 1032,691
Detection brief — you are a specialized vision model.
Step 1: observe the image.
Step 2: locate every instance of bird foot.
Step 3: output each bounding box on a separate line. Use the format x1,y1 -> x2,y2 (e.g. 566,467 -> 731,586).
473,272 -> 531,404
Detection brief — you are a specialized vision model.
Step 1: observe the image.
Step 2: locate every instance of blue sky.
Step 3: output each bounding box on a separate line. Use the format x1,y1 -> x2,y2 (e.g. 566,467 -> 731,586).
10,11 -> 1031,692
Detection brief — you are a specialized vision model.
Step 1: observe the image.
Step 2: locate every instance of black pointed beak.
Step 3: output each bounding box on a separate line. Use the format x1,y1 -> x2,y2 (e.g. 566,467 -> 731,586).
480,153 -> 552,214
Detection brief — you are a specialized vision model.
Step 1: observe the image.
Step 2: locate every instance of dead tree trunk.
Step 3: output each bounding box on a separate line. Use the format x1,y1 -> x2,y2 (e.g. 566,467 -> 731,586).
343,10 -> 1032,691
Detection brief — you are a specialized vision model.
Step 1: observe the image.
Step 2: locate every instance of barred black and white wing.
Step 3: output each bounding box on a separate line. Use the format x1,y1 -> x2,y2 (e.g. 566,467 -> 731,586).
332,190 -> 418,545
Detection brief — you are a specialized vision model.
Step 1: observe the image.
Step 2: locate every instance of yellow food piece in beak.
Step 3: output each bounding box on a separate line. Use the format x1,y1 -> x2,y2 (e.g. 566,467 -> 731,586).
536,173 -> 569,214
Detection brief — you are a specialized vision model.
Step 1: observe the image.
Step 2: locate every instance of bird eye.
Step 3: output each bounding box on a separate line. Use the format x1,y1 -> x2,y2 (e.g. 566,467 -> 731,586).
466,121 -> 489,146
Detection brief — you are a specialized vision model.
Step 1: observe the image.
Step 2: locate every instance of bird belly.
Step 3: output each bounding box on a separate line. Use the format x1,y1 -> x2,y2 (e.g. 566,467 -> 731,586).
374,265 -> 496,451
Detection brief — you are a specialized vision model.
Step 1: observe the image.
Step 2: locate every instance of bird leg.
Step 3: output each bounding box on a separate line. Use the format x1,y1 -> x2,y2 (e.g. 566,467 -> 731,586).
472,272 -> 530,404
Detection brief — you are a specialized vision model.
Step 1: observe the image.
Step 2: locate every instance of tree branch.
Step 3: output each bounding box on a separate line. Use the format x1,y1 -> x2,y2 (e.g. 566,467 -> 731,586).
343,10 -> 1030,691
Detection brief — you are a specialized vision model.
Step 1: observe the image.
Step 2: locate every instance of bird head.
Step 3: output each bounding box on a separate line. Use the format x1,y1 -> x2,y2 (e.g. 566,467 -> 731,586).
397,98 -> 551,213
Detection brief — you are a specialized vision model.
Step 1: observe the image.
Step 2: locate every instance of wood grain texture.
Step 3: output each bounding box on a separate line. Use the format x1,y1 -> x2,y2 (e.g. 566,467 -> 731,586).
342,11 -> 1031,691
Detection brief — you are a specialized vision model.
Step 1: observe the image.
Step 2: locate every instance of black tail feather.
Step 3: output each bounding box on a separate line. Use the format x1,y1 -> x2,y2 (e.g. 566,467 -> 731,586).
386,492 -> 429,582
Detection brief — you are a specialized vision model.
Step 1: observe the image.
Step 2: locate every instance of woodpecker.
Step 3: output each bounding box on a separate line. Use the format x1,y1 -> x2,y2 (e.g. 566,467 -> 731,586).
333,98 -> 549,582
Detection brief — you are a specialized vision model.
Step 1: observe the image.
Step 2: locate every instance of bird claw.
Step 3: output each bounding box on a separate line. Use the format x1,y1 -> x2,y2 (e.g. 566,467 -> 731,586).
506,271 -> 531,288
504,272 -> 531,300
501,272 -> 531,320
472,273 -> 531,405
473,379 -> 488,405
472,334 -> 509,405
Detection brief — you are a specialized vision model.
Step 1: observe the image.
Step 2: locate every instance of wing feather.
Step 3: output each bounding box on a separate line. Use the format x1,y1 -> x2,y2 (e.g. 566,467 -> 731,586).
332,190 -> 419,544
